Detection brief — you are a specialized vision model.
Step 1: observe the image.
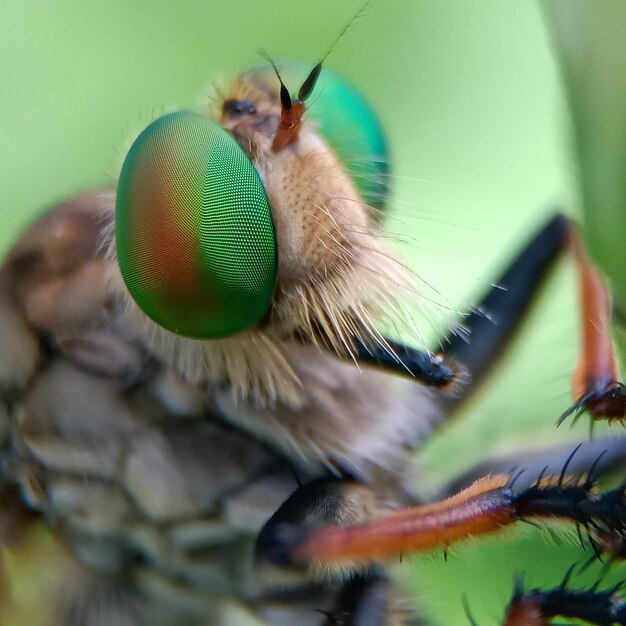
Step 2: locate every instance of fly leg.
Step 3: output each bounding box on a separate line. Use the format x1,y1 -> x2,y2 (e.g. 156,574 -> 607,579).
319,570 -> 425,626
559,225 -> 626,424
245,571 -> 421,626
258,462 -> 626,573
498,570 -> 626,626
441,436 -> 626,495
428,212 -> 625,423
255,479 -> 394,579
255,479 -> 425,625
437,213 -> 569,414
342,215 -> 570,395
254,214 -> 626,622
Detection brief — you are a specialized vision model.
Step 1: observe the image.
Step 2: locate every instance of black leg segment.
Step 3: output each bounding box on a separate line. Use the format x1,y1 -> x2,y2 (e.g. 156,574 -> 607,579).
439,213 -> 569,409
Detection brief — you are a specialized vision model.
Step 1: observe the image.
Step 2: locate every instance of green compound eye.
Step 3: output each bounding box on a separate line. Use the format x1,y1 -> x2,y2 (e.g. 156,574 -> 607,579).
246,62 -> 389,210
116,111 -> 277,338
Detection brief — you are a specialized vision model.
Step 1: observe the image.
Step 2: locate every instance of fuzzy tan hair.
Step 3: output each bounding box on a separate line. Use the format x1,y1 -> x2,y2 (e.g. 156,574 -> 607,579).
101,74 -> 422,408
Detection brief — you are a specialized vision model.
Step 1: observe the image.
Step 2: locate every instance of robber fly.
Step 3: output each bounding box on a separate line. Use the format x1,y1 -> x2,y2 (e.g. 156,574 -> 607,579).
2,4 -> 626,626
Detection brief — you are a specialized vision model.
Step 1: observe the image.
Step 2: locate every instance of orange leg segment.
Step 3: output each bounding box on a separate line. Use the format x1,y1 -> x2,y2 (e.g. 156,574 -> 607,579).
559,225 -> 626,423
264,471 -> 626,573
293,476 -> 513,567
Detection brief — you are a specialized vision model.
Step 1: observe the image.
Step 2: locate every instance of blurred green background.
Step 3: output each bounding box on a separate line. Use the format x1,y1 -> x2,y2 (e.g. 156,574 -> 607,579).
1,0 -> 624,624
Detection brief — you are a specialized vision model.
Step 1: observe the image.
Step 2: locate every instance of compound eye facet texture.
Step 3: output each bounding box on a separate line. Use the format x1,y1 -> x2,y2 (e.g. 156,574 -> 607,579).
116,111 -> 277,338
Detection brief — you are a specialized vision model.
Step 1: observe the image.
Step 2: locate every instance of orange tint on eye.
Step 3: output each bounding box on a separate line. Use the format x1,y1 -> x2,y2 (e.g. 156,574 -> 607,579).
116,111 -> 277,338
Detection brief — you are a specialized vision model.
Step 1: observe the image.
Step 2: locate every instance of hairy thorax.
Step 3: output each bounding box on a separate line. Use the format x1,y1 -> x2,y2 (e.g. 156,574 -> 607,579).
0,65 -> 446,625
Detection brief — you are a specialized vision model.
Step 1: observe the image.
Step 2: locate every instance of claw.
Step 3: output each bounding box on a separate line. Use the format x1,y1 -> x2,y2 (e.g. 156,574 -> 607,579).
559,382 -> 626,426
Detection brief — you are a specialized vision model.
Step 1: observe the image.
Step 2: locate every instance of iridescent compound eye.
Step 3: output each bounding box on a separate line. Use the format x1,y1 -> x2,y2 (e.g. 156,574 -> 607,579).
245,63 -> 389,210
116,111 -> 277,338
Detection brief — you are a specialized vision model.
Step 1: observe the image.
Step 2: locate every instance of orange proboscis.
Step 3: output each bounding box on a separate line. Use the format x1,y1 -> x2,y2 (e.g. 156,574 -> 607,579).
502,598 -> 546,626
294,475 -> 513,565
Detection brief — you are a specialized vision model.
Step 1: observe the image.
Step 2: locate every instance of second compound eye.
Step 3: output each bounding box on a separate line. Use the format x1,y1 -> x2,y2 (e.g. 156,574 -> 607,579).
222,98 -> 257,116
244,62 -> 389,212
116,111 -> 277,339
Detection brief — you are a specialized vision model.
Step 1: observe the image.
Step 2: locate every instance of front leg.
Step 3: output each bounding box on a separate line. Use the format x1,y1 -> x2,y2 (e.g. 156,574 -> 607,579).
255,479 -> 394,580
255,479 -> 424,625
433,213 -> 626,424
257,464 -> 626,578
